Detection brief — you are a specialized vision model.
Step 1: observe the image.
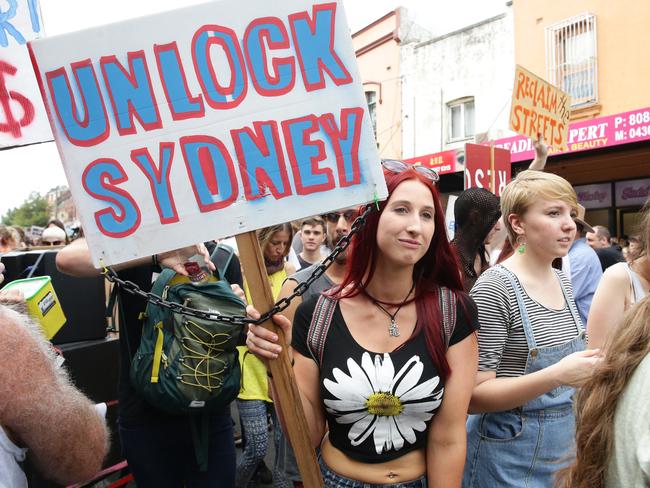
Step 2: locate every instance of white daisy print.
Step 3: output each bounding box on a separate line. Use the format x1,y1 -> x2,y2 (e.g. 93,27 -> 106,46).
323,352 -> 443,455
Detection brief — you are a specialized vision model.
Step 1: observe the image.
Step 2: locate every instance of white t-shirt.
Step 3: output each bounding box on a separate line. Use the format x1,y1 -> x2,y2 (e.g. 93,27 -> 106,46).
606,353 -> 650,487
0,426 -> 27,488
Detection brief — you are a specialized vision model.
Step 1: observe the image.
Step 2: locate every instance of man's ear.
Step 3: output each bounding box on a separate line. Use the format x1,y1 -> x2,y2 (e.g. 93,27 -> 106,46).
508,213 -> 525,237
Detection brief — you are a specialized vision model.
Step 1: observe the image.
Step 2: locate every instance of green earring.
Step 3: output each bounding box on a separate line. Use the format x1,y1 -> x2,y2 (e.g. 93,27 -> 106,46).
517,242 -> 526,254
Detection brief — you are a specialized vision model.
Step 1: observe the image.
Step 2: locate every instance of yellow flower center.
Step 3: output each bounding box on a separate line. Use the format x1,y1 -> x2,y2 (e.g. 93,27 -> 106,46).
365,392 -> 404,416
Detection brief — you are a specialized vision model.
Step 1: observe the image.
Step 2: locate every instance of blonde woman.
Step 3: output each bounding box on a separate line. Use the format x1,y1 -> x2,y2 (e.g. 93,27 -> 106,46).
557,296 -> 650,487
587,203 -> 649,350
237,223 -> 295,487
463,170 -> 601,487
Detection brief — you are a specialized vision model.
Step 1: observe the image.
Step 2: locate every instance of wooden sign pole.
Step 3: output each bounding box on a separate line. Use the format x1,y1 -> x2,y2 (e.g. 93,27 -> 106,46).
489,144 -> 496,194
236,231 -> 323,487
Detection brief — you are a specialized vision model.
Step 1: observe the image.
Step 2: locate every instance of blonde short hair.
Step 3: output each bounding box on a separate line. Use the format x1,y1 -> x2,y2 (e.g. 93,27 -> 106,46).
501,170 -> 578,245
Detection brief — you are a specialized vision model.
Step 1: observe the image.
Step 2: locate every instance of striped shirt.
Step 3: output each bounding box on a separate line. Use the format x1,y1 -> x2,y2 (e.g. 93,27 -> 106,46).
471,266 -> 582,377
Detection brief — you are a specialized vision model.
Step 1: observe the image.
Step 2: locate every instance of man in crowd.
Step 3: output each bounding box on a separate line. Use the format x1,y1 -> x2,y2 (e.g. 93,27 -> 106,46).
296,217 -> 326,271
0,260 -> 108,487
586,225 -> 625,271
565,205 -> 603,325
272,206 -> 359,487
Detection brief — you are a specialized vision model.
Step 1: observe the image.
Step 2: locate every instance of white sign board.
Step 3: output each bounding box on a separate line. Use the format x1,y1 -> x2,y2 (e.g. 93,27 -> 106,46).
0,0 -> 53,148
29,0 -> 386,266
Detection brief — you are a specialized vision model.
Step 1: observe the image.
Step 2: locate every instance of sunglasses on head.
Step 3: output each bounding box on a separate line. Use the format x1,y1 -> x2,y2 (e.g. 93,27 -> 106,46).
323,210 -> 358,224
381,159 -> 440,183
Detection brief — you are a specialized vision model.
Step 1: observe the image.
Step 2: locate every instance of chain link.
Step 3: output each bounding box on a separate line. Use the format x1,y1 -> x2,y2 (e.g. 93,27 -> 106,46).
103,205 -> 375,326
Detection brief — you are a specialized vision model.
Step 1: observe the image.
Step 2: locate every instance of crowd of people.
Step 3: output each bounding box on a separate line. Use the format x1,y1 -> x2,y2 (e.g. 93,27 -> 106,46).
0,219 -> 73,251
0,159 -> 649,487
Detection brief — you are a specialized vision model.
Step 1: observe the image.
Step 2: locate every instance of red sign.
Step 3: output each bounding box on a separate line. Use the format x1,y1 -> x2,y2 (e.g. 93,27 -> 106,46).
492,106 -> 650,162
403,149 -> 460,175
464,143 -> 511,197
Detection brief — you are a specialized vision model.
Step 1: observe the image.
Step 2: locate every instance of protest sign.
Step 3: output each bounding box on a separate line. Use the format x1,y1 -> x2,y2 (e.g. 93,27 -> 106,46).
0,0 -> 52,148
509,65 -> 571,151
29,0 -> 386,267
464,143 -> 510,197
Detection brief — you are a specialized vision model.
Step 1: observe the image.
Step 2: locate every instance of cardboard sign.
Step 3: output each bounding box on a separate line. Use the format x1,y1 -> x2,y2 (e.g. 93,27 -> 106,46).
464,143 -> 510,197
0,0 -> 52,148
509,65 -> 571,151
29,0 -> 386,266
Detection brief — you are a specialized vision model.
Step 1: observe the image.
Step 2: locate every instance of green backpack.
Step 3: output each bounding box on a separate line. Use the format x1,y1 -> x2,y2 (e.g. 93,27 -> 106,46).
130,259 -> 246,416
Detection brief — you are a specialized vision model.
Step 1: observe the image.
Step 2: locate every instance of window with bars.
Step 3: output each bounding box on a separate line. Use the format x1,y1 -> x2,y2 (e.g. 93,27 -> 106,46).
546,13 -> 598,107
365,91 -> 377,138
447,98 -> 475,142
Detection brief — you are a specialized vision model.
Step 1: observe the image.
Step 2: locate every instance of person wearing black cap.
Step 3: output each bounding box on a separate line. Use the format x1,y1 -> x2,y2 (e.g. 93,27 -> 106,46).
451,188 -> 502,291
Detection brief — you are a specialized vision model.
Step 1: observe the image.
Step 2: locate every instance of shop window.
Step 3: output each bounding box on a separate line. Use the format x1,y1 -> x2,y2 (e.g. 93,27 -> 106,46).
447,98 -> 475,142
546,13 -> 598,107
365,91 -> 377,138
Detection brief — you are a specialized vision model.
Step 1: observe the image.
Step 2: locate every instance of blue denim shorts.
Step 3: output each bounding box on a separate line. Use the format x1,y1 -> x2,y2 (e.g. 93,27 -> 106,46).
318,452 -> 427,488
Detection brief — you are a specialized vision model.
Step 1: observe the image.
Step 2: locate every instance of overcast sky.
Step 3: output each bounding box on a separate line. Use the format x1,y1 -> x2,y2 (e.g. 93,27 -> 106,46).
0,0 -> 505,218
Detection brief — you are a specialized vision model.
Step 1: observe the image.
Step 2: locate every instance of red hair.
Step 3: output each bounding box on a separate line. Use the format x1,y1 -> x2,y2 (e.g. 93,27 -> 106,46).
334,168 -> 464,378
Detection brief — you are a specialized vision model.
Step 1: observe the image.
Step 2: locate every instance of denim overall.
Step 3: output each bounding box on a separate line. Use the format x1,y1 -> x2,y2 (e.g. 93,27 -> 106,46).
463,266 -> 586,488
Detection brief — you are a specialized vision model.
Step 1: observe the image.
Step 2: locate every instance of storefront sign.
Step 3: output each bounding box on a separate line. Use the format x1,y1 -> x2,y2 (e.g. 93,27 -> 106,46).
403,149 -> 460,175
0,0 -> 52,148
29,0 -> 386,266
615,178 -> 650,207
493,107 -> 650,162
509,65 -> 571,151
574,183 -> 612,209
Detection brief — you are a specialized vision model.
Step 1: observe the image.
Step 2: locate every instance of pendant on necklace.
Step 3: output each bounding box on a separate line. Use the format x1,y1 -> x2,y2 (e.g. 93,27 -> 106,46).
388,319 -> 400,337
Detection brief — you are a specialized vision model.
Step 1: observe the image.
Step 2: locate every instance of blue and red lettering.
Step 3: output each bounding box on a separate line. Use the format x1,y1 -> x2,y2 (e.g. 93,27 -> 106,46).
180,135 -> 239,212
231,121 -> 292,201
154,42 -> 205,121
244,18 -> 295,97
131,143 -> 179,224
46,60 -> 110,147
100,51 -> 162,136
282,115 -> 334,195
82,158 -> 141,237
192,25 -> 247,110
289,3 -> 352,92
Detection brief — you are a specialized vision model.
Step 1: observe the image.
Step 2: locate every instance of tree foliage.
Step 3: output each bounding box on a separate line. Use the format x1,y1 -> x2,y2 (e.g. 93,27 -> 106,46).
2,192 -> 50,227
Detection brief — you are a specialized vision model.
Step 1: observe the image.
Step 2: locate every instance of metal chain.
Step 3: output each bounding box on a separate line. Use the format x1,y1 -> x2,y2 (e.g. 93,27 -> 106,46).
103,205 -> 375,326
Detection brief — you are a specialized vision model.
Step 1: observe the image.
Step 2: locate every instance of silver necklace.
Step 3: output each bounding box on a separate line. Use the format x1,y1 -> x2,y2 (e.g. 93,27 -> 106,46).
365,284 -> 415,337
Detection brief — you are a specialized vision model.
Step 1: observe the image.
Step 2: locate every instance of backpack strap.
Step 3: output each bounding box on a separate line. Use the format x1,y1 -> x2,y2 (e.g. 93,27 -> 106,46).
150,267 -> 176,297
214,243 -> 235,282
438,286 -> 458,349
307,294 -> 338,365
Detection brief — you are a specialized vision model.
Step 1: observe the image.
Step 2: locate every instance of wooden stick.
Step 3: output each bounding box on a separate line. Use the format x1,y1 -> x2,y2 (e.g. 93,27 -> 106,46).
489,144 -> 496,194
236,231 -> 323,487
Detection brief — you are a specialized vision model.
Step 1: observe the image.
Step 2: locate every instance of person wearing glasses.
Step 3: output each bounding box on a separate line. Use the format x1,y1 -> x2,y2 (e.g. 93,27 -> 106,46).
463,171 -> 601,487
273,207 -> 361,486
246,160 -> 480,487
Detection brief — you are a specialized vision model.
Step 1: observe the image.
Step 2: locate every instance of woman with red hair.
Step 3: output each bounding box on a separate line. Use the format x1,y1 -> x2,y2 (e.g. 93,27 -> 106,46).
246,161 -> 479,487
